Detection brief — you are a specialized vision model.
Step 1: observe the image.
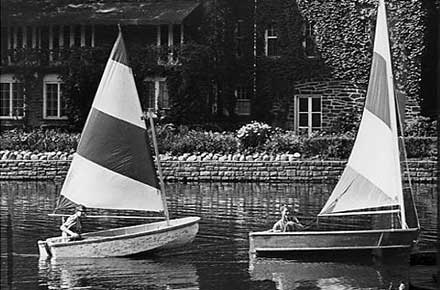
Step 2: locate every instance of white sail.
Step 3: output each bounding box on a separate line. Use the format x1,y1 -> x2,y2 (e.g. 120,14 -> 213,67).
60,32 -> 164,212
319,0 -> 405,227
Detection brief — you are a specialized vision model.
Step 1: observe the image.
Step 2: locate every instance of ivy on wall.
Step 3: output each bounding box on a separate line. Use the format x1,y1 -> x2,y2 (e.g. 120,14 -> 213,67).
3,0 -> 434,130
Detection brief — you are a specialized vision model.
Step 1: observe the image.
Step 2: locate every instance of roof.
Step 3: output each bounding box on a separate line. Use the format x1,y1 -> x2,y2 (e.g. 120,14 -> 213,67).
1,0 -> 201,26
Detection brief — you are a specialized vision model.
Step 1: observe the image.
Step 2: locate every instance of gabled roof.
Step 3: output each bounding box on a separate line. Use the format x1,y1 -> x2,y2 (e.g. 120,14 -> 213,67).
1,0 -> 201,26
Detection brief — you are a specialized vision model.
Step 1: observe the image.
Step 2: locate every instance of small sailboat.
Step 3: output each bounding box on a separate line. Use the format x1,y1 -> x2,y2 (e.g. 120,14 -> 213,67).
249,0 -> 419,256
38,30 -> 200,259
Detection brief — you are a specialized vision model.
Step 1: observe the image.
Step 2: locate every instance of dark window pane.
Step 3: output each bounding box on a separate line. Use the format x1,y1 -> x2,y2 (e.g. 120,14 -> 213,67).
46,83 -> 58,117
312,113 -> 321,127
312,97 -> 321,112
299,113 -> 308,127
0,83 -> 10,116
299,98 -> 308,112
12,83 -> 24,116
267,38 -> 278,56
158,81 -> 169,108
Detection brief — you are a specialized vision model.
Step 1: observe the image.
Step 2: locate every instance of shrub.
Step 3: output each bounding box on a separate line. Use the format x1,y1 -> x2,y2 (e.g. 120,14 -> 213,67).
237,121 -> 273,151
151,125 -> 239,155
404,137 -> 437,158
302,135 -> 354,159
404,116 -> 437,137
0,129 -> 80,152
263,130 -> 303,154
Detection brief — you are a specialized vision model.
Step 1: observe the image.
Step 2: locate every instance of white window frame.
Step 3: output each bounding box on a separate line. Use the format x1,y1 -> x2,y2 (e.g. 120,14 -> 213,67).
265,23 -> 279,57
295,95 -> 322,135
0,74 -> 24,119
43,74 -> 66,120
144,77 -> 169,113
234,86 -> 251,116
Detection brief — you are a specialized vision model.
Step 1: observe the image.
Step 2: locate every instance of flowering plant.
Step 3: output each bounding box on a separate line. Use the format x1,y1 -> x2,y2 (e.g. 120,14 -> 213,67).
237,121 -> 273,150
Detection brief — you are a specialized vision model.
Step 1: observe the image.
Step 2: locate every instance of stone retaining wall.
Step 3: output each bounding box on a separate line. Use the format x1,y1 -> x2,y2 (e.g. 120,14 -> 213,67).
0,160 -> 436,183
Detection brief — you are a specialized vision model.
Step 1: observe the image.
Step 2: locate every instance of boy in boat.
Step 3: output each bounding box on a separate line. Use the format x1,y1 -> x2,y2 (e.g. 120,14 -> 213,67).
272,203 -> 304,232
60,205 -> 85,241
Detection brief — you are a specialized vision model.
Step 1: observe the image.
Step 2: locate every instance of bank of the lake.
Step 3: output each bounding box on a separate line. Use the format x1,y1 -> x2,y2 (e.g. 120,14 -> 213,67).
0,157 -> 436,182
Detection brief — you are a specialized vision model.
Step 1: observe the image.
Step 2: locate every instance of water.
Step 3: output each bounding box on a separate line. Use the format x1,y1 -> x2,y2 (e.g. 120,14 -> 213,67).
0,181 -> 437,290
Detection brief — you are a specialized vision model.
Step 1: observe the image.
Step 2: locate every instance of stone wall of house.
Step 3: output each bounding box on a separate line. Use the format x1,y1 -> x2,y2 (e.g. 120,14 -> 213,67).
287,79 -> 366,130
0,160 -> 436,183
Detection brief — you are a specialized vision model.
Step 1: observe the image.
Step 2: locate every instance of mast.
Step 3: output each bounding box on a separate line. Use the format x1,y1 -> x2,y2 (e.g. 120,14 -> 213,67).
148,111 -> 170,225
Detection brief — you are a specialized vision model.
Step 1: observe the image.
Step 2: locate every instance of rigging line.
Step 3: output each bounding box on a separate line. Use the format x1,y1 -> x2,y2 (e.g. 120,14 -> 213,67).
395,94 -> 419,228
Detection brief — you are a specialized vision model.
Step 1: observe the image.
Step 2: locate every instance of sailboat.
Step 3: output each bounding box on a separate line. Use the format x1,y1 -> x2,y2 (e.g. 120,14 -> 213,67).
249,0 -> 419,256
37,30 -> 200,259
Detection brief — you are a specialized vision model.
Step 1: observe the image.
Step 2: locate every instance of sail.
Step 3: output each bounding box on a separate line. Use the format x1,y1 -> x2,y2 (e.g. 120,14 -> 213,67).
59,32 -> 164,212
319,0 -> 404,222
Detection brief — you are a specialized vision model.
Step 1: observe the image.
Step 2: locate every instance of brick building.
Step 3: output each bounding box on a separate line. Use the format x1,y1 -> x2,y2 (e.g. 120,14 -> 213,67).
1,0 -> 434,132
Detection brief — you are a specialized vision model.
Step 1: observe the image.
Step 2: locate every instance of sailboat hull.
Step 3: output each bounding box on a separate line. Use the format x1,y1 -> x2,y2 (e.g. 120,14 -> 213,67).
38,217 -> 199,259
249,228 -> 419,256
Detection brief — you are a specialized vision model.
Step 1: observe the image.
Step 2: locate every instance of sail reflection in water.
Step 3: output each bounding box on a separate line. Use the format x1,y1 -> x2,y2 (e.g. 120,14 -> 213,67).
0,181 -> 437,289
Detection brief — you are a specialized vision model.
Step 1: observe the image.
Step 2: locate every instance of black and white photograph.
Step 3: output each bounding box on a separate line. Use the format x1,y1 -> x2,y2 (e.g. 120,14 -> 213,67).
0,0 -> 439,289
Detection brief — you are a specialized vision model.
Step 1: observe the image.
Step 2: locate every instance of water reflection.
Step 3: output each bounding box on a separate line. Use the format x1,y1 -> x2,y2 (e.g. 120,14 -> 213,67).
248,253 -> 411,289
0,181 -> 437,290
38,257 -> 198,290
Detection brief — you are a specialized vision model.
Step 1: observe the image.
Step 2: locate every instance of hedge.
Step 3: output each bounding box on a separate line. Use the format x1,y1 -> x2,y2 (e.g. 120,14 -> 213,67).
0,128 -> 436,160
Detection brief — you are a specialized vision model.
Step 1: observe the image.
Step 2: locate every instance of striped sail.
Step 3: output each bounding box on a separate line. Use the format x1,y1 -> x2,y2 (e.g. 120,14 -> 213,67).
60,32 -> 164,212
319,0 -> 405,226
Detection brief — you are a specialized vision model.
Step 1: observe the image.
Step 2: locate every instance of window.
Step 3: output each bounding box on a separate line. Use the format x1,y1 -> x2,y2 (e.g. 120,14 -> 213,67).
43,74 -> 66,119
296,95 -> 321,134
303,21 -> 318,58
0,74 -> 24,119
265,23 -> 278,57
234,86 -> 250,116
142,78 -> 169,112
235,19 -> 245,57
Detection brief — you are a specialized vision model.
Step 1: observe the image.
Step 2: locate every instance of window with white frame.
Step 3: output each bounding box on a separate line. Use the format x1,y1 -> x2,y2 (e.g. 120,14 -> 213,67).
0,74 -> 24,119
43,74 -> 66,119
303,21 -> 318,58
265,23 -> 279,57
143,78 -> 169,112
296,95 -> 321,134
234,86 -> 250,116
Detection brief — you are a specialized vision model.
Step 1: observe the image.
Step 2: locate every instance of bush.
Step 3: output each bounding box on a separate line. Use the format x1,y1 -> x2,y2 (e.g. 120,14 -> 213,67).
152,125 -> 238,155
404,116 -> 437,137
237,121 -> 273,151
302,135 -> 355,159
404,137 -> 437,158
0,129 -> 80,152
263,130 -> 303,153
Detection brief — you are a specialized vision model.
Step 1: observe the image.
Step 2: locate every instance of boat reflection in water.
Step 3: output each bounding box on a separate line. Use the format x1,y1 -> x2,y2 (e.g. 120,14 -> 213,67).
249,254 -> 411,289
38,257 -> 199,290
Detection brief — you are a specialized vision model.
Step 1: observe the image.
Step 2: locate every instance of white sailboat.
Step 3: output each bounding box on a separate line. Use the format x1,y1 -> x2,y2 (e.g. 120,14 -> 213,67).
249,0 -> 419,255
38,30 -> 200,259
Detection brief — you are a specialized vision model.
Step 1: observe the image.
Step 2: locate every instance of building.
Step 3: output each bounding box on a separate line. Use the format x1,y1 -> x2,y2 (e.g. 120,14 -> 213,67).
1,0 -> 203,129
1,0 -> 435,132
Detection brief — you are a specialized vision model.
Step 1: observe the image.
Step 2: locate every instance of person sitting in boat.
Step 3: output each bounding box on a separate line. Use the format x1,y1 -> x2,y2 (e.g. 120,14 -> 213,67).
60,205 -> 85,241
272,204 -> 304,232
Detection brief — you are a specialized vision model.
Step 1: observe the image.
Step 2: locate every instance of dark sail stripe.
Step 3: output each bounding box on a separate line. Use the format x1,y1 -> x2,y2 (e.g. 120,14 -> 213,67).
77,108 -> 159,189
111,33 -> 129,66
365,52 -> 391,127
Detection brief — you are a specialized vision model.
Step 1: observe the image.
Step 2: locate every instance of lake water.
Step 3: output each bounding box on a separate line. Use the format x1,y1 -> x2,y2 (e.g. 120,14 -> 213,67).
0,181 -> 437,290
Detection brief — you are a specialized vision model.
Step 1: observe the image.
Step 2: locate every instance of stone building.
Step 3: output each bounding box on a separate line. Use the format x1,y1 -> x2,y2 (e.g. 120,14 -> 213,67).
1,0 -> 202,128
1,0 -> 435,132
